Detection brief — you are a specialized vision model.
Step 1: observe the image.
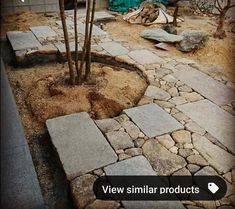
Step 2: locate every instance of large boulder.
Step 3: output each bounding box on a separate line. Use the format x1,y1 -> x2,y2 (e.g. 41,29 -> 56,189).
140,28 -> 183,43
177,29 -> 209,52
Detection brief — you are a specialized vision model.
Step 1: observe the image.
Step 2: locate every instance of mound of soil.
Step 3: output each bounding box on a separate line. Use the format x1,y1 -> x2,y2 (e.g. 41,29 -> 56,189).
7,62 -> 147,138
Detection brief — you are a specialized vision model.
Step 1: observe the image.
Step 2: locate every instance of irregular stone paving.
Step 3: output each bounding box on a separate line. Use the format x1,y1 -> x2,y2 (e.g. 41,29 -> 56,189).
178,99 -> 235,154
46,112 -> 117,180
124,103 -> 183,138
30,26 -> 57,40
7,10 -> 235,209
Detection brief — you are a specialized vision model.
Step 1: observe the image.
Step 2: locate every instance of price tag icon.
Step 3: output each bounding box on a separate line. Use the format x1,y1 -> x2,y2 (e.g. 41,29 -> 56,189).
208,183 -> 219,194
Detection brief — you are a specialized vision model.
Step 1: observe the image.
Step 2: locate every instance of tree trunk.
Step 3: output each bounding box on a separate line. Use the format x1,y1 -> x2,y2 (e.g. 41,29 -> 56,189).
214,10 -> 226,39
59,0 -> 75,85
172,3 -> 179,27
85,0 -> 96,81
74,0 -> 80,84
79,0 -> 91,82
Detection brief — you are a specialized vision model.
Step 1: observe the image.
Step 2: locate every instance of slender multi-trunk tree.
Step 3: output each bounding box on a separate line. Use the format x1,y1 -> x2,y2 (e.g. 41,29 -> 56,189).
74,0 -> 80,83
59,0 -> 75,85
168,0 -> 181,27
214,0 -> 235,39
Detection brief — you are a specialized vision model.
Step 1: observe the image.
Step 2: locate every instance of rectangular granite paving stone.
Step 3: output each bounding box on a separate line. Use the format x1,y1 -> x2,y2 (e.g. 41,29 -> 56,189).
128,49 -> 164,65
172,68 -> 235,106
99,42 -> 129,56
7,31 -> 42,51
123,103 -> 184,138
104,156 -> 185,209
30,26 -> 57,40
77,22 -> 107,36
55,42 -> 82,54
177,99 -> 235,154
46,112 -> 117,180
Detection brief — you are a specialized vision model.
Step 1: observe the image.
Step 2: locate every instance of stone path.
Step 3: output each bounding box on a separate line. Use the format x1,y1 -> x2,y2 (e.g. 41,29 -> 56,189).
5,10 -> 235,209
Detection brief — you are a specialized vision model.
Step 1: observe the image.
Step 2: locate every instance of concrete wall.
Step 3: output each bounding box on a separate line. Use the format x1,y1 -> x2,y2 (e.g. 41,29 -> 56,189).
1,0 -> 109,15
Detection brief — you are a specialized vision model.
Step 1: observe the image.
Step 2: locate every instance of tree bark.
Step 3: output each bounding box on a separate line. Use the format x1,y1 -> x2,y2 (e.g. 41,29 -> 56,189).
172,2 -> 179,27
74,0 -> 80,84
79,0 -> 91,82
59,0 -> 75,85
85,0 -> 96,80
214,10 -> 226,39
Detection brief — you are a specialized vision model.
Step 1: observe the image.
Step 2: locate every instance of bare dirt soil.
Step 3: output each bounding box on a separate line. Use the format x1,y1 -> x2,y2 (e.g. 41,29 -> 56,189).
105,13 -> 235,82
7,62 -> 147,139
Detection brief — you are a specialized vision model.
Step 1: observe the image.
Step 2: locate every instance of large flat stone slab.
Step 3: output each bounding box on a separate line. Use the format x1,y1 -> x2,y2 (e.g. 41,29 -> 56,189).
128,49 -> 164,65
30,26 -> 57,39
55,42 -> 82,54
46,112 -> 117,180
77,22 -> 107,36
124,103 -> 183,138
172,68 -> 235,106
99,42 -> 129,56
178,99 -> 235,154
7,31 -> 42,51
104,156 -> 185,209
192,134 -> 235,174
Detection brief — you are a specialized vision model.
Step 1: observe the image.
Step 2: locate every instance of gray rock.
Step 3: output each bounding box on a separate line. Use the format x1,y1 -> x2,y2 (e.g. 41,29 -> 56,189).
140,28 -> 183,43
71,174 -> 97,209
124,103 -> 183,138
172,167 -> 191,176
7,31 -> 42,51
172,130 -> 191,143
180,92 -> 204,102
173,68 -> 235,106
124,148 -> 142,156
178,99 -> 235,154
145,86 -> 171,101
118,153 -> 131,161
178,85 -> 193,92
104,155 -> 156,175
128,49 -> 164,65
187,164 -> 200,174
192,134 -> 235,174
134,138 -> 145,148
156,134 -> 175,149
173,112 -> 189,122
155,68 -> 172,79
185,121 -> 206,135
168,87 -> 179,97
195,166 -> 218,176
99,41 -> 129,56
169,96 -> 187,105
30,26 -> 57,40
187,155 -> 209,166
142,139 -> 187,175
95,118 -> 121,133
155,43 -> 171,51
154,100 -> 175,108
121,121 -> 140,139
177,29 -> 209,52
162,24 -> 177,35
178,148 -> 195,158
169,146 -> 179,154
85,200 -> 120,209
46,113 -> 117,180
77,22 -> 107,36
106,131 -> 134,151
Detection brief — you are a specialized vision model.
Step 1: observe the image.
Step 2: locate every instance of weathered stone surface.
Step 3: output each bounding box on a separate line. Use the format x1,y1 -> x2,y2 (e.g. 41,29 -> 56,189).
176,29 -> 209,52
192,134 -> 235,174
172,130 -> 191,144
104,155 -> 156,175
7,31 -> 42,51
134,138 -> 145,148
168,87 -> 179,97
128,49 -> 164,65
169,146 -> 179,154
178,100 -> 235,153
55,41 -> 82,54
71,174 -> 97,209
173,112 -> 189,122
46,113 -> 117,180
172,69 -> 235,106
178,85 -> 192,92
121,121 -> 140,139
124,148 -> 142,156
77,22 -> 107,36
140,28 -> 183,43
169,96 -> 187,105
195,166 -> 218,176
194,201 -> 216,209
187,164 -> 200,174
30,26 -> 57,39
218,206 -> 234,209
162,75 -> 178,84
178,148 -> 195,158
38,44 -> 58,54
184,143 -> 194,149
185,121 -> 206,135
156,134 -> 175,149
85,200 -> 120,209
106,131 -> 134,150
99,42 -> 129,56
155,43 -> 171,51
155,68 -> 172,79
180,92 -> 204,102
187,155 -> 209,166
118,153 -> 131,161
124,103 -> 183,138
95,118 -> 121,133
143,139 -> 186,175
145,86 -> 171,101
154,100 -> 175,108
172,167 -> 191,176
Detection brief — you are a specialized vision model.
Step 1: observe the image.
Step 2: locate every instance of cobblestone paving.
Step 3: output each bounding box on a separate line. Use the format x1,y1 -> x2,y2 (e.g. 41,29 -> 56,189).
6,11 -> 235,209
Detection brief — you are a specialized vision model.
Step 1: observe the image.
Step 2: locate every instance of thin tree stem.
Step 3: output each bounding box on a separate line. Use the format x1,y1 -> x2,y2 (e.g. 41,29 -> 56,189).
74,0 -> 80,84
59,0 -> 75,85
